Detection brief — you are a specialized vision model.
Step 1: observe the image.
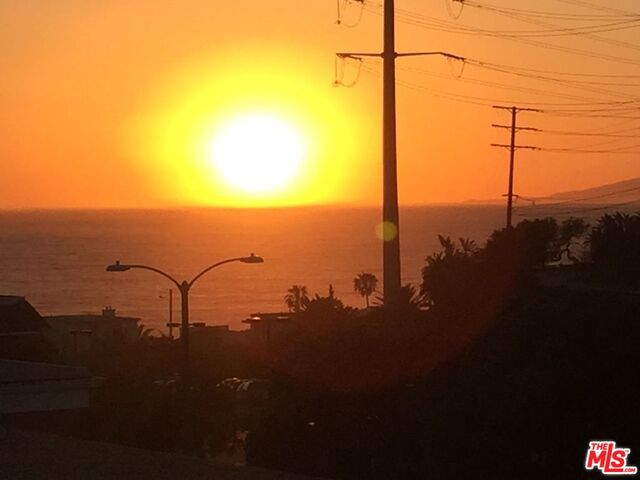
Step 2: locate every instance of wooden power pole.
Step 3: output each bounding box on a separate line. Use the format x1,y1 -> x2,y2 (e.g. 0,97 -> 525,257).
491,106 -> 540,229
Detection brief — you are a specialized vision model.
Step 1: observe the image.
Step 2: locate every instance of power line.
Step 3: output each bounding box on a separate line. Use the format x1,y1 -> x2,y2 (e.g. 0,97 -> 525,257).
396,63 -> 614,103
538,146 -> 640,154
364,62 -> 640,110
366,4 -> 640,68
554,0 -> 639,17
402,4 -> 640,37
361,58 -> 640,109
467,59 -> 640,86
541,129 -> 640,138
465,59 -> 640,100
454,2 -> 639,21
541,125 -> 640,136
456,0 -> 640,53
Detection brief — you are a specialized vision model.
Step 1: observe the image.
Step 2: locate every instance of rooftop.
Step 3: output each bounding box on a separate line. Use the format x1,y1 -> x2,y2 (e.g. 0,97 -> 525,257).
243,313 -> 293,324
0,295 -> 26,306
47,306 -> 140,323
0,295 -> 46,334
0,359 -> 89,384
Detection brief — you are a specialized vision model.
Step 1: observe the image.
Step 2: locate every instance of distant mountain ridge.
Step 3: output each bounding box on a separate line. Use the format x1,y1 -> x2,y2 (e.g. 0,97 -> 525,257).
464,177 -> 640,206
543,177 -> 640,204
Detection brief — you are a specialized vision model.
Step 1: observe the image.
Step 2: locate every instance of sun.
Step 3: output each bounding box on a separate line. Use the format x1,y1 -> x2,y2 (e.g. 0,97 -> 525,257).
207,113 -> 307,195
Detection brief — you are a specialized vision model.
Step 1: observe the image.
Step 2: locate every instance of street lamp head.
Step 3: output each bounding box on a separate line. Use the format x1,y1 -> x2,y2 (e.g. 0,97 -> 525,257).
240,253 -> 264,264
106,261 -> 131,272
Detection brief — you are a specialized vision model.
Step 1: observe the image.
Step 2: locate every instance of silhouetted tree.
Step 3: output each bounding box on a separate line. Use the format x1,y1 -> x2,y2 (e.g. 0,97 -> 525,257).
136,323 -> 162,339
552,217 -> 589,264
483,218 -> 559,270
422,220 -> 564,312
421,236 -> 479,310
353,272 -> 378,307
295,288 -> 351,337
304,289 -> 348,318
374,284 -> 428,320
284,285 -> 310,313
395,284 -> 428,312
588,212 -> 640,283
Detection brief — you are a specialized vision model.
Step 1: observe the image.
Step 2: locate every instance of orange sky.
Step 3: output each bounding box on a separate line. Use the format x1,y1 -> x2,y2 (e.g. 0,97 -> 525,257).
1,0 -> 639,208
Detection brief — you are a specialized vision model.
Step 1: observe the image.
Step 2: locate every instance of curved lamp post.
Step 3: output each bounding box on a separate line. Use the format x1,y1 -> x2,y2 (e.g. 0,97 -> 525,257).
106,254 -> 264,380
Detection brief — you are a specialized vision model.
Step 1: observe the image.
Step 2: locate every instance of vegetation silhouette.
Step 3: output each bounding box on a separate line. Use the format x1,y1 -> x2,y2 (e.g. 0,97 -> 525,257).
420,218 -> 590,315
246,214 -> 638,479
588,211 -> 640,284
284,285 -> 310,313
353,272 -> 378,307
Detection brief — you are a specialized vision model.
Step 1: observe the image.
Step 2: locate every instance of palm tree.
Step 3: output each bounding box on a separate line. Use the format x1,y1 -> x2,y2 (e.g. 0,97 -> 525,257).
353,272 -> 378,307
136,323 -> 161,339
284,285 -> 310,313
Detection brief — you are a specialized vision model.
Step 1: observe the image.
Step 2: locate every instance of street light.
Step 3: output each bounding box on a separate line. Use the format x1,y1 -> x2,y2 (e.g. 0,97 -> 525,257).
106,254 -> 264,380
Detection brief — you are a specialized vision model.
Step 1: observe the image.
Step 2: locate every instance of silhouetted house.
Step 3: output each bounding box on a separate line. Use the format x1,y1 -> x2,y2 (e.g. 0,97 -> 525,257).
190,324 -> 235,356
0,295 -> 55,362
0,298 -> 92,413
46,306 -> 140,357
0,295 -> 47,335
242,312 -> 295,349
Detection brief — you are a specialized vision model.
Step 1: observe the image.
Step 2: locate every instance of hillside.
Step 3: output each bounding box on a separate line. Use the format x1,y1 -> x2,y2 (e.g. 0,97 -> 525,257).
545,176 -> 640,204
464,177 -> 640,207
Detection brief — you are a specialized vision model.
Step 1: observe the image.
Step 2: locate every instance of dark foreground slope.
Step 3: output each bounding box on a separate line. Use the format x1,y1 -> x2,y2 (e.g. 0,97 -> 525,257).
247,286 -> 640,480
413,286 -> 639,480
0,428 -> 322,480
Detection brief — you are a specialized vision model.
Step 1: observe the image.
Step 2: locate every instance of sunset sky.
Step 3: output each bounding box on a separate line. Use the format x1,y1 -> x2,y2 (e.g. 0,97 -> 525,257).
1,0 -> 639,208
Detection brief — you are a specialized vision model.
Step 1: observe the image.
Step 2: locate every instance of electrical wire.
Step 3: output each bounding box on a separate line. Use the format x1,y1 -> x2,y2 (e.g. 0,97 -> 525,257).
396,63 -> 610,103
466,60 -> 640,101
362,61 -> 640,111
454,2 -> 639,21
398,54 -> 640,105
477,2 -> 640,59
541,128 -> 640,137
554,0 -> 639,17
458,0 -> 640,53
538,146 -> 640,154
363,4 -> 640,68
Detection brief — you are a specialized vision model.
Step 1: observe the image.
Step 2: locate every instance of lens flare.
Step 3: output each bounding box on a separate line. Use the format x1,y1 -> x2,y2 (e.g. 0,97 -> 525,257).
375,221 -> 398,242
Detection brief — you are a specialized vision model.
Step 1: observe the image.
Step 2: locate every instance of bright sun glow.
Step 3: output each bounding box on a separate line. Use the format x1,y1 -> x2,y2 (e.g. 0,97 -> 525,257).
207,114 -> 307,195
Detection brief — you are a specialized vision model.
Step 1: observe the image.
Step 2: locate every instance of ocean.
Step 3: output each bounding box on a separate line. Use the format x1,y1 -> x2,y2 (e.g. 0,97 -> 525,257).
0,206 -> 512,331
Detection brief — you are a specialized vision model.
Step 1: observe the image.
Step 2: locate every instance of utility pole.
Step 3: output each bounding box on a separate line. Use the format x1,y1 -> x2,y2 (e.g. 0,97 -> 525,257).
383,0 -> 401,305
165,288 -> 175,339
337,4 -> 463,305
491,106 -> 540,229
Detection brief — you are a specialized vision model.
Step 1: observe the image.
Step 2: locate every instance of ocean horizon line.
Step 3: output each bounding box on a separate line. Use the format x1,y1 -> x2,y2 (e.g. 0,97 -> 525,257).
0,202 -> 506,213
